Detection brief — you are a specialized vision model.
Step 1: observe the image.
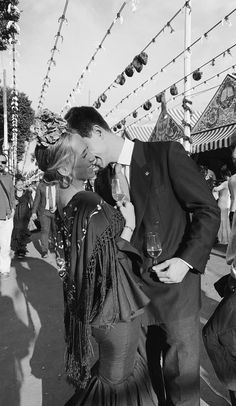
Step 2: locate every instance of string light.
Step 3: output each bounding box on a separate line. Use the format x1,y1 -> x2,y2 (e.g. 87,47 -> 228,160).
105,8 -> 236,119
37,0 -> 70,111
111,45 -> 236,129
61,1 -> 128,114
93,0 -> 190,108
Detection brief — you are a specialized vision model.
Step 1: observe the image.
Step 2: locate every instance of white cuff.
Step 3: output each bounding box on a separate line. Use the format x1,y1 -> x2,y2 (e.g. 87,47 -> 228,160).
231,264 -> 236,279
179,258 -> 193,269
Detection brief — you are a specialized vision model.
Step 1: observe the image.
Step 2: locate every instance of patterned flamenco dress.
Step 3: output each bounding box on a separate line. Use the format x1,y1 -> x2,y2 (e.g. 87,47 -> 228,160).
11,189 -> 32,257
54,191 -> 158,406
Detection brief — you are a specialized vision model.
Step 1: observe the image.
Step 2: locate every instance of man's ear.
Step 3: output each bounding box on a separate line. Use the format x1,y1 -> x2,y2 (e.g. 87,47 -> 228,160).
91,125 -> 104,139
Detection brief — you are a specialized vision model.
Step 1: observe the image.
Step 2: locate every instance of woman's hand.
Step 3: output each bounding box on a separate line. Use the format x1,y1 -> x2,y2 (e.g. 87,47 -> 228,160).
117,200 -> 135,230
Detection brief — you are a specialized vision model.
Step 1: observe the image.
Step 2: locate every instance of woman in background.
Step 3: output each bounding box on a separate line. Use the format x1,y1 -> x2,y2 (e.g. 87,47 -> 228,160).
34,109 -> 157,406
213,167 -> 231,244
11,177 -> 32,258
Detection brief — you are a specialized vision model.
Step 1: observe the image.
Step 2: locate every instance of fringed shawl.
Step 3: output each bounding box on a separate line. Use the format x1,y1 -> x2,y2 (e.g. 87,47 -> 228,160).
54,191 -> 148,389
55,191 -> 124,388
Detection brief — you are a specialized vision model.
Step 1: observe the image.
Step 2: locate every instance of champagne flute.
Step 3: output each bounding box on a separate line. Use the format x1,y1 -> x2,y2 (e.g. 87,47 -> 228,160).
111,178 -> 126,202
146,231 -> 162,266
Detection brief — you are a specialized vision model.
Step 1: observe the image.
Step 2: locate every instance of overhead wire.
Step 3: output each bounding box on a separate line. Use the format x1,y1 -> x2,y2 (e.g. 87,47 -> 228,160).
37,0 -> 70,111
105,7 -> 236,118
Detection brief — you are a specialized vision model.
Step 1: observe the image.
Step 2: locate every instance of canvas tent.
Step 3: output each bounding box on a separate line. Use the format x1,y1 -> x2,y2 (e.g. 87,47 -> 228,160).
192,73 -> 236,153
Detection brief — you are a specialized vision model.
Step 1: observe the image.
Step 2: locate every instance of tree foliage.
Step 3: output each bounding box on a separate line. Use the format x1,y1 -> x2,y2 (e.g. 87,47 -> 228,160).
0,87 -> 35,161
0,0 -> 20,51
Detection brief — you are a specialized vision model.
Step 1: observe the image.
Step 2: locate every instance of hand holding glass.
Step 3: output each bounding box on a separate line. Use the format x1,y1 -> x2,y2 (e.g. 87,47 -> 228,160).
111,178 -> 127,202
146,231 -> 162,266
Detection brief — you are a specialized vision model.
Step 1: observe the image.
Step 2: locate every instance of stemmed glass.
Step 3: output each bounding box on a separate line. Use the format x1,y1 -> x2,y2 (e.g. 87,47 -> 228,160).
146,231 -> 162,266
111,178 -> 127,202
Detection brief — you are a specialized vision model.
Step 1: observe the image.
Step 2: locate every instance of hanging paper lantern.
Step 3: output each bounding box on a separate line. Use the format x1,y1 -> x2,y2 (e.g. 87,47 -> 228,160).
138,51 -> 148,65
132,55 -> 143,73
155,93 -> 163,103
94,99 -> 101,109
113,126 -> 117,132
117,123 -> 122,130
192,70 -> 203,81
115,73 -> 126,85
100,93 -> 107,103
125,64 -> 134,77
143,100 -> 152,111
132,110 -> 138,118
170,84 -> 178,96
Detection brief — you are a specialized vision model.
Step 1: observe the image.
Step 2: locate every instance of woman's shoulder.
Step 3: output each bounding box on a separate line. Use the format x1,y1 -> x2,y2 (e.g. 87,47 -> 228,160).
68,191 -> 105,214
73,191 -> 103,205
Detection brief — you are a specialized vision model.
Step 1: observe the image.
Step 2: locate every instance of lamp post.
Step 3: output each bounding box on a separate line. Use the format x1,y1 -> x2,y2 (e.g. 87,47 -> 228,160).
183,1 -> 192,153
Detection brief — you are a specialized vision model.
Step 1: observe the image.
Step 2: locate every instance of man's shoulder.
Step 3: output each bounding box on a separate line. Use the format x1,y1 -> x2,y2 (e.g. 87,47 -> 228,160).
142,140 -> 180,154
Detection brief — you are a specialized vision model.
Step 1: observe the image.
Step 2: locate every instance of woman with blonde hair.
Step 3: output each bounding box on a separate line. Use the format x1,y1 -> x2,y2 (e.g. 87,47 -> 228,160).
34,110 -> 157,406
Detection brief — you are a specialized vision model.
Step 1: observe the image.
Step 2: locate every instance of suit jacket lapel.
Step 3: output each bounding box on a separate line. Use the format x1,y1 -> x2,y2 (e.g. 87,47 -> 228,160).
130,140 -> 152,232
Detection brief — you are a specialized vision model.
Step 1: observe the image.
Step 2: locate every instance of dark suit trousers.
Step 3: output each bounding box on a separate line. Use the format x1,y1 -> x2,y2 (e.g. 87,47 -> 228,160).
39,211 -> 56,253
140,313 -> 200,406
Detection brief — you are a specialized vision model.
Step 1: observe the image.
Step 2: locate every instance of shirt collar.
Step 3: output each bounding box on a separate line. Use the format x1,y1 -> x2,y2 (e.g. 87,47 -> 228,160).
117,138 -> 134,166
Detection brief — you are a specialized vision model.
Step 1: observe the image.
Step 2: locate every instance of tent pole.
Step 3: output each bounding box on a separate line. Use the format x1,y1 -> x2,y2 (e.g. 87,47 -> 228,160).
183,1 -> 192,153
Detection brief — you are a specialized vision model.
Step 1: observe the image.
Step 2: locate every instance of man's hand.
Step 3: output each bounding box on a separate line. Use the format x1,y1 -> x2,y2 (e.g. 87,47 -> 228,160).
152,257 -> 190,284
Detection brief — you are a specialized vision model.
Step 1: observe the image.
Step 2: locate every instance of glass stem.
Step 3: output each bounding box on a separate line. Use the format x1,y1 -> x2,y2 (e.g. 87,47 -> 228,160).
153,258 -> 158,266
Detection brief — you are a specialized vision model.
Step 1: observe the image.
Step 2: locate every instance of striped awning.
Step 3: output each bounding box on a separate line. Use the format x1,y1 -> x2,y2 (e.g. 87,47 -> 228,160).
192,123 -> 236,153
126,108 -> 202,142
168,108 -> 202,128
126,124 -> 153,141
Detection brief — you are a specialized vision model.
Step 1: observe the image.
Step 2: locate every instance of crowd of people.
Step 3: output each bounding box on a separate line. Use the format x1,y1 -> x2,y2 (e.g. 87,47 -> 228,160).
1,107 -> 236,405
200,163 -> 236,245
0,158 -> 59,270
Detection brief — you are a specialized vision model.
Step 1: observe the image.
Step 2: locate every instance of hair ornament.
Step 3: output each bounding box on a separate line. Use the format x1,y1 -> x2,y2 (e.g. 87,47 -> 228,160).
33,109 -> 68,148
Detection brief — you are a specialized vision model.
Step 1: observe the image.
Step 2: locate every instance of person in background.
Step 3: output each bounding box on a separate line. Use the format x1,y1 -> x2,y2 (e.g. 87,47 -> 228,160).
65,106 -> 220,406
33,109 -> 157,406
0,153 -> 15,276
213,167 -> 231,244
228,173 -> 236,227
28,180 -> 41,231
30,175 -> 57,258
11,177 -> 32,258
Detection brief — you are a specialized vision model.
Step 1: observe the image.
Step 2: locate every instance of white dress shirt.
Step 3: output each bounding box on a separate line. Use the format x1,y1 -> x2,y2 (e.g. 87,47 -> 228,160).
117,138 -> 134,183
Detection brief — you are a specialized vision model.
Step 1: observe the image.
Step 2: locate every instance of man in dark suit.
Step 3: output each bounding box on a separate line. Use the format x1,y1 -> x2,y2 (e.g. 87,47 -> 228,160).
65,106 -> 220,406
31,176 -> 57,258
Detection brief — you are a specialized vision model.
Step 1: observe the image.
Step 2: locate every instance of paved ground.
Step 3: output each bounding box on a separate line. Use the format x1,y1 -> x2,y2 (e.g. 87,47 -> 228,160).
0,232 -> 232,406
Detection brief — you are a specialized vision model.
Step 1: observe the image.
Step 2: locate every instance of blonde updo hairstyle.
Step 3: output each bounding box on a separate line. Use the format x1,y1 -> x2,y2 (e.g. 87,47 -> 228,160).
34,109 -> 78,187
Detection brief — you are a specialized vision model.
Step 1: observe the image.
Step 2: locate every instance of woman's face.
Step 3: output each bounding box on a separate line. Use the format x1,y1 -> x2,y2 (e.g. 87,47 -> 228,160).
71,134 -> 97,181
16,180 -> 24,191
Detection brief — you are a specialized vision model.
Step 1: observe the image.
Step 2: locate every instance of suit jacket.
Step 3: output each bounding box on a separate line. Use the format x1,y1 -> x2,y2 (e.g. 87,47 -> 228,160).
32,181 -> 57,217
95,140 -> 220,322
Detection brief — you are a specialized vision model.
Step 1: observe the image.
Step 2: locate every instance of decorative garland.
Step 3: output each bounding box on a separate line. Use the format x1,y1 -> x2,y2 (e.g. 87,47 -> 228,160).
60,1 -> 133,114
37,0 -> 70,111
116,65 -> 236,132
112,44 -> 236,130
11,35 -> 19,174
92,0 -> 191,109
105,7 -> 236,119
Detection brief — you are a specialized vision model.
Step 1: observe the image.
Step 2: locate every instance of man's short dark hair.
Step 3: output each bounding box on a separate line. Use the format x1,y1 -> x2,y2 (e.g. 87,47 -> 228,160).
64,106 -> 110,138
